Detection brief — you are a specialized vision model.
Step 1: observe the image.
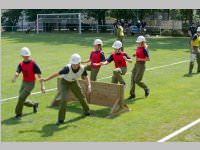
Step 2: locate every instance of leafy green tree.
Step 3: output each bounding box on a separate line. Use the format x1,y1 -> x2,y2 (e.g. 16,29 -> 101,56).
180,9 -> 194,24
1,9 -> 23,26
85,9 -> 108,25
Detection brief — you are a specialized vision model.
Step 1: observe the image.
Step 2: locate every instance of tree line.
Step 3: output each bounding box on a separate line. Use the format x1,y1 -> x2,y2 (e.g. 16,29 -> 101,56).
1,9 -> 200,26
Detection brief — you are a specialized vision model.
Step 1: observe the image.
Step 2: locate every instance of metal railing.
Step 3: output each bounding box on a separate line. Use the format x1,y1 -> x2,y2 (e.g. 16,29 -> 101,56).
1,25 -> 162,35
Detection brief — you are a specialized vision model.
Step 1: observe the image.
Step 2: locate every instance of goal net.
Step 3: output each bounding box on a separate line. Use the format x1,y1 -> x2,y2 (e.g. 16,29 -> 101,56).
36,13 -> 82,34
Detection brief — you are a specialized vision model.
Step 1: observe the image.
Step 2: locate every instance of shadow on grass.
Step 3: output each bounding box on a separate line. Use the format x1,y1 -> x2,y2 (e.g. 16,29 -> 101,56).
47,103 -> 111,118
1,33 -> 190,51
1,112 -> 34,125
124,97 -> 145,104
18,115 -> 85,137
1,33 -> 115,47
183,73 -> 200,77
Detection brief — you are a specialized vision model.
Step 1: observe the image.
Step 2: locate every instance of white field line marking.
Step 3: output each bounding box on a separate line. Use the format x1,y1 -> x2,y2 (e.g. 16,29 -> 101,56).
98,60 -> 189,80
0,59 -> 188,103
158,118 -> 200,142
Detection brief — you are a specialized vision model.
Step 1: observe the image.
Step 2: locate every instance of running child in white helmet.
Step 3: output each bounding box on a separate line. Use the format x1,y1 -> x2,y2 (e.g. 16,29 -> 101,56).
12,47 -> 45,119
41,54 -> 91,125
94,41 -> 132,87
128,36 -> 150,99
82,39 -> 106,81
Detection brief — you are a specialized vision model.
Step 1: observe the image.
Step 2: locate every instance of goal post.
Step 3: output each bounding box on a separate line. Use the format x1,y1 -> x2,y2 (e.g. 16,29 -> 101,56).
36,13 -> 82,34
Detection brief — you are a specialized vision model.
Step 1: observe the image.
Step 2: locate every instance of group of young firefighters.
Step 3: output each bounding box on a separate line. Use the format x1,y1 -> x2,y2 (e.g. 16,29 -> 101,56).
12,26 -> 200,125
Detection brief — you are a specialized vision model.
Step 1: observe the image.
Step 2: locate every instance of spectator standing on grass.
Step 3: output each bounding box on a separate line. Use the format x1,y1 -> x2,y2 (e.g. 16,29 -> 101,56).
129,19 -> 134,27
113,19 -> 118,36
136,20 -> 141,33
116,22 -> 125,51
141,20 -> 147,34
120,19 -> 125,28
188,27 -> 200,75
124,20 -> 129,36
126,20 -> 133,36
189,23 -> 197,37
26,25 -> 31,34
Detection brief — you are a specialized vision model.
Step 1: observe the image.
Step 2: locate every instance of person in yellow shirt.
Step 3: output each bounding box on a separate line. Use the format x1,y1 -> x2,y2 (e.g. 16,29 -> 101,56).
117,22 -> 124,51
188,27 -> 200,75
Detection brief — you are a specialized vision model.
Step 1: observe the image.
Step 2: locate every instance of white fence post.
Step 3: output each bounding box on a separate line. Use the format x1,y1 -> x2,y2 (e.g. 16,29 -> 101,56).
96,24 -> 99,33
37,14 -> 39,34
79,13 -> 82,34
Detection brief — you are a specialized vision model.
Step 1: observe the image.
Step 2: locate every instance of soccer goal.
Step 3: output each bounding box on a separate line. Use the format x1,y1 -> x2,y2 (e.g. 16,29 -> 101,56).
36,13 -> 82,34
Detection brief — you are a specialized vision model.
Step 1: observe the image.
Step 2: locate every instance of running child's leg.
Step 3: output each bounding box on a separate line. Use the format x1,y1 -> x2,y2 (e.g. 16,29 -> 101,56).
58,79 -> 69,122
70,81 -> 90,114
130,67 -> 137,96
15,82 -> 35,115
189,53 -> 196,74
134,64 -> 148,90
90,67 -> 99,81
196,52 -> 200,73
112,68 -> 126,85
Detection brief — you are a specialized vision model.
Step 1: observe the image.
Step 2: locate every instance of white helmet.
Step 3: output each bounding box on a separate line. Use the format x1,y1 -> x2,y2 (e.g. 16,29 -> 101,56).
70,53 -> 81,64
197,27 -> 200,32
20,47 -> 31,56
112,41 -> 122,49
136,36 -> 146,43
94,39 -> 103,46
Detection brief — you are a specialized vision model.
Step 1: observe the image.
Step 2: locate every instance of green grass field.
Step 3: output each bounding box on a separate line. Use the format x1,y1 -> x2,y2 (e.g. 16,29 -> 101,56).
1,33 -> 200,142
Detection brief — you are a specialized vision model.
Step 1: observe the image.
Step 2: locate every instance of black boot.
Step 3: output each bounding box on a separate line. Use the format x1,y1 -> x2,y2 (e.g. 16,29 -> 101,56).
56,120 -> 64,125
84,111 -> 92,116
127,94 -> 136,99
33,103 -> 39,113
145,88 -> 150,97
15,114 -> 22,119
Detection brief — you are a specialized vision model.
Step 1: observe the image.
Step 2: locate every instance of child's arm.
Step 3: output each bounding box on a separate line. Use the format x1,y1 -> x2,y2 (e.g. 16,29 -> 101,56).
83,75 -> 91,93
136,57 -> 150,62
93,54 -> 112,66
43,72 -> 60,82
12,72 -> 20,83
93,61 -> 109,66
81,59 -> 90,64
144,43 -> 148,49
132,54 -> 136,57
123,56 -> 133,63
37,74 -> 46,93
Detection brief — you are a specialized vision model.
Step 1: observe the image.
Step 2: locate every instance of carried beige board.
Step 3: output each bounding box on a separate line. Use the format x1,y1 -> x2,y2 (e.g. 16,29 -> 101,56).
51,78 -> 130,117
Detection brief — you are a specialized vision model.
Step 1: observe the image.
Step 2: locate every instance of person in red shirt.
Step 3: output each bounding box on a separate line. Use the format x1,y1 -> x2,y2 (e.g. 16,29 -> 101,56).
128,36 -> 150,99
12,47 -> 45,119
82,39 -> 105,81
94,41 -> 132,87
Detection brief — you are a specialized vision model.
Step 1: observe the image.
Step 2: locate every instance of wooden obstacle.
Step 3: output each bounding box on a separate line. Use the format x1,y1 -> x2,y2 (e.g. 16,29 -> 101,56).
51,78 -> 130,117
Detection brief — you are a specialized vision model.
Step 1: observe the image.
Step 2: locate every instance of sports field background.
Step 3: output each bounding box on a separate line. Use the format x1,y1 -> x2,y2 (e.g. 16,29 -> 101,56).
1,33 -> 200,142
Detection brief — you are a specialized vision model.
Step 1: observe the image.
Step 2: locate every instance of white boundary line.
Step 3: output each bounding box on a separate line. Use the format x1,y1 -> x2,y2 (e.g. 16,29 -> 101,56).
158,118 -> 200,142
0,59 -> 188,103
